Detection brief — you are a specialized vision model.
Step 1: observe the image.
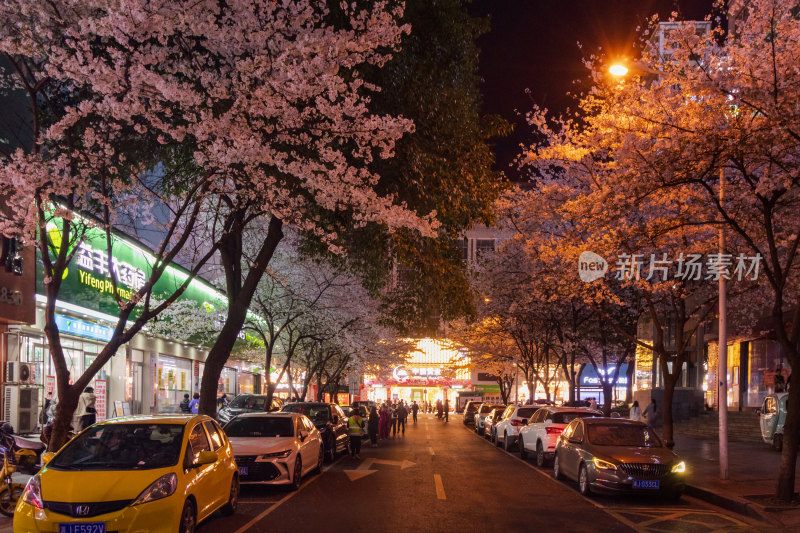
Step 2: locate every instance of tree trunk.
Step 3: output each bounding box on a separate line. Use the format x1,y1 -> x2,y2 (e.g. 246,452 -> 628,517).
601,383 -> 613,417
662,372 -> 678,447
625,362 -> 634,404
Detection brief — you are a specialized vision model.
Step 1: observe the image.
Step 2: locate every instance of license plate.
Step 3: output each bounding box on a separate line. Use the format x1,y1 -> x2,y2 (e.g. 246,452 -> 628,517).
632,479 -> 660,489
59,524 -> 106,533
238,466 -> 248,476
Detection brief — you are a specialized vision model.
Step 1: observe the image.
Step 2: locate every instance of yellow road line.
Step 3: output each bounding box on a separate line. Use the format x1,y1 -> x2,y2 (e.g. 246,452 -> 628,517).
434,474 -> 446,500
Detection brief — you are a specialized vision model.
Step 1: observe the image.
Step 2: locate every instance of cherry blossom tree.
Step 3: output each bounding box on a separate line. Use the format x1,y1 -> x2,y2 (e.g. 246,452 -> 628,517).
0,0 -> 438,446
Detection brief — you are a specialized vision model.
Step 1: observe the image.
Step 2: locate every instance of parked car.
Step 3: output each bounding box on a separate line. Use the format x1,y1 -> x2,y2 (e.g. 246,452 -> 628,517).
519,407 -> 602,466
463,401 -> 483,426
483,408 -> 506,440
553,417 -> 686,498
758,392 -> 789,451
224,412 -> 323,490
493,404 -> 540,451
15,415 -> 238,533
217,394 -> 284,425
281,402 -> 350,462
474,403 -> 505,436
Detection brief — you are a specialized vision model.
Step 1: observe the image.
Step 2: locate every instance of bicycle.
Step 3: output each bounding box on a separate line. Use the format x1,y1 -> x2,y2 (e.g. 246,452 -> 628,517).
0,444 -> 25,516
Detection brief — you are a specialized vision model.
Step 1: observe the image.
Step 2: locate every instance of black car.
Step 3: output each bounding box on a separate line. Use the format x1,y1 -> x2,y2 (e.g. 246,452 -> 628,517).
217,394 -> 284,425
282,402 -> 350,462
463,401 -> 482,426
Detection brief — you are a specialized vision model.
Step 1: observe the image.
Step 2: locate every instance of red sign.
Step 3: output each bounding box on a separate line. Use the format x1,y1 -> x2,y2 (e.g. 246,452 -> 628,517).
94,379 -> 107,422
45,376 -> 55,398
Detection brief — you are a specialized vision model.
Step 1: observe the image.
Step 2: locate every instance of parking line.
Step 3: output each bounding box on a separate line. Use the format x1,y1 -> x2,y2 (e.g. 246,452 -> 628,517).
233,457 -> 340,533
434,474 -> 446,500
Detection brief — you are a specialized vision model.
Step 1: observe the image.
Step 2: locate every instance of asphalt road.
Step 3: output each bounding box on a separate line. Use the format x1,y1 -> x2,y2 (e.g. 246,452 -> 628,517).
193,413 -> 767,533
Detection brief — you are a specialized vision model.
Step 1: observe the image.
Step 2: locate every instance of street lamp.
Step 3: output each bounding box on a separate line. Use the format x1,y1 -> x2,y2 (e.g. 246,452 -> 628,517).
609,64 -> 629,77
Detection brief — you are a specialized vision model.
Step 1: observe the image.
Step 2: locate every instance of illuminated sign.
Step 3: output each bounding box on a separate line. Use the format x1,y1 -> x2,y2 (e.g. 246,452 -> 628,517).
55,314 -> 114,341
392,365 -> 443,381
580,364 -> 630,387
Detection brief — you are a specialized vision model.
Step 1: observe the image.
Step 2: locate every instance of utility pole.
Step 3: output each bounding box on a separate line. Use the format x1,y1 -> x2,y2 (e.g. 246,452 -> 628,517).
718,167 -> 729,480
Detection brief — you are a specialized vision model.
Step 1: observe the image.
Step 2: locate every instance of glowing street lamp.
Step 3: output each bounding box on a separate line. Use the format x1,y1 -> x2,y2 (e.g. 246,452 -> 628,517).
609,64 -> 629,77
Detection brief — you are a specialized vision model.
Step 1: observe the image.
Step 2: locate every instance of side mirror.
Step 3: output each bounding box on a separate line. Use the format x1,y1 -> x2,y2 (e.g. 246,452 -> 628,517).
569,437 -> 582,444
756,408 -> 762,416
195,450 -> 218,467
299,430 -> 308,442
41,452 -> 56,465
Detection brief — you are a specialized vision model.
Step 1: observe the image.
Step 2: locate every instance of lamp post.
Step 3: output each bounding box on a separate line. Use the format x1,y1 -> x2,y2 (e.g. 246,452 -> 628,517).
718,167 -> 729,480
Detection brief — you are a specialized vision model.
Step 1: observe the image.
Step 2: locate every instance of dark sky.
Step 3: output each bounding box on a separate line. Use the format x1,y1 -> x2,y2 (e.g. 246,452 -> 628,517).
470,0 -> 715,180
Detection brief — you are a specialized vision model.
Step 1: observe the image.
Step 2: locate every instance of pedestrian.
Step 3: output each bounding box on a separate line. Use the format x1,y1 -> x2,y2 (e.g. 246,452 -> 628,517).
39,392 -> 54,427
179,393 -> 191,414
368,406 -> 380,447
775,365 -> 787,392
218,393 -> 230,409
588,398 -> 598,411
390,403 -> 399,436
643,398 -> 660,427
397,402 -> 408,435
436,400 -> 443,419
188,392 -> 200,414
378,405 -> 390,439
411,401 -> 419,423
76,387 -> 97,430
443,399 -> 449,422
347,409 -> 365,459
629,400 -> 642,422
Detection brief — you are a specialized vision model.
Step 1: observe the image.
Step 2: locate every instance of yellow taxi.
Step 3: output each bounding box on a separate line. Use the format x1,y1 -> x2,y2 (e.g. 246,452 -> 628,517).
14,415 -> 239,533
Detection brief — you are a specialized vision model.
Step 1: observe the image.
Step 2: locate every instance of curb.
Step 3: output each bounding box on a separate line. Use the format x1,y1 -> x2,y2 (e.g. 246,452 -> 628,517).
685,484 -> 780,526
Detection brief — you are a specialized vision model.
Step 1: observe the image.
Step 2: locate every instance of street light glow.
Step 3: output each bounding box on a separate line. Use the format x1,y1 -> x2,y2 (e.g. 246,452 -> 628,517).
609,64 -> 628,77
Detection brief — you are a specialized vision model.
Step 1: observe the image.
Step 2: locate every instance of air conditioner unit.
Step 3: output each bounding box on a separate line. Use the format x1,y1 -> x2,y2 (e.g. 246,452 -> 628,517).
3,385 -> 40,434
6,362 -> 35,385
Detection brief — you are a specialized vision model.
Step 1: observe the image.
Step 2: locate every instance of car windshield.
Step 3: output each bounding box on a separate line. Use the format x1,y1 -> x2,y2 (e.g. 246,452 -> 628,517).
466,404 -> 479,412
224,417 -> 294,438
228,396 -> 266,410
551,412 -> 600,425
283,404 -> 329,422
48,423 -> 185,471
587,424 -> 663,447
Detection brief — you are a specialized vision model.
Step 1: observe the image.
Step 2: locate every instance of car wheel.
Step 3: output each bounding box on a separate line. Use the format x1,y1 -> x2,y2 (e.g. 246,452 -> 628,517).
504,432 -> 512,452
579,464 -> 591,496
220,475 -> 239,516
290,457 -> 303,491
553,453 -> 564,480
178,499 -> 196,533
519,440 -> 528,460
312,444 -> 324,474
536,441 -> 547,467
774,433 -> 783,452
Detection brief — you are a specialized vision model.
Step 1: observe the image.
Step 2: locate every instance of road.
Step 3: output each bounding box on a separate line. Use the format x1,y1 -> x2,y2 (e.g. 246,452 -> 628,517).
0,413 -> 769,532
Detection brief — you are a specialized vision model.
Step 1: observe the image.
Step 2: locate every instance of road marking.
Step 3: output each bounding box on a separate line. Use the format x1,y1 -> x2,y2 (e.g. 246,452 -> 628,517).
343,457 -> 416,481
434,474 -> 446,500
429,446 -> 435,456
233,457 -> 338,533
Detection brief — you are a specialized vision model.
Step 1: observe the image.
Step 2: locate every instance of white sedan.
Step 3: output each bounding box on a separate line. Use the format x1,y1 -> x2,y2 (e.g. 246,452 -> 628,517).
224,412 -> 324,490
518,407 -> 601,467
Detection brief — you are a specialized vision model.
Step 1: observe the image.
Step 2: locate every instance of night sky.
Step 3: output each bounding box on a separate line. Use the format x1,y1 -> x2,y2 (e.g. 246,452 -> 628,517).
470,0 -> 716,180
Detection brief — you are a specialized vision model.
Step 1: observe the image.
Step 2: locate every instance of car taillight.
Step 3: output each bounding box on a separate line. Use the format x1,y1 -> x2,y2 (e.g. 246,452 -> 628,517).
510,419 -> 524,426
546,427 -> 563,435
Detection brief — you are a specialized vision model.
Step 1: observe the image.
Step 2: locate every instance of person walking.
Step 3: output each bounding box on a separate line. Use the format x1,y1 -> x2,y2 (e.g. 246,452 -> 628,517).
643,398 -> 660,427
588,398 -> 598,411
188,392 -> 200,414
347,409 -> 365,459
378,405 -> 390,440
368,406 -> 380,447
390,403 -> 399,437
411,401 -> 419,423
629,400 -> 642,422
76,387 -> 97,431
443,399 -> 450,422
179,393 -> 191,414
436,400 -> 443,419
397,402 -> 408,435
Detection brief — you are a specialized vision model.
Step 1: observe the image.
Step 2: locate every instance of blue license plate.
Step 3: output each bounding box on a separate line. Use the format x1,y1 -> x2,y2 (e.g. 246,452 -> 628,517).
632,479 -> 660,489
238,466 -> 248,476
59,524 -> 106,533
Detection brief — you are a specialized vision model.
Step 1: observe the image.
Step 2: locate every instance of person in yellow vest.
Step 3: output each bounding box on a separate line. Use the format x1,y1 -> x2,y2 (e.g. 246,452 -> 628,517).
348,409 -> 365,459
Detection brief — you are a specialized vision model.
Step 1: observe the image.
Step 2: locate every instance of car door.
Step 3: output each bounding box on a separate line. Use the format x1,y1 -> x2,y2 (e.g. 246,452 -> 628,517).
333,405 -> 347,449
557,420 -> 578,480
203,420 -> 230,507
566,421 -> 585,479
527,409 -> 545,449
760,396 -> 776,439
302,416 -> 321,464
185,422 -> 216,519
295,416 -> 313,471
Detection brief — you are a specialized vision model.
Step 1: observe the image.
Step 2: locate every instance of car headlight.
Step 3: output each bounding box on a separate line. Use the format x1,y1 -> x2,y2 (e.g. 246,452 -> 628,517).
593,458 -> 617,470
132,473 -> 178,506
261,450 -> 292,459
21,475 -> 43,510
671,461 -> 686,473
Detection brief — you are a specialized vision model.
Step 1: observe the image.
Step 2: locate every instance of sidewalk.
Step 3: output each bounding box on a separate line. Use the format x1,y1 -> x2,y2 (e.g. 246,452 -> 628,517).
673,434 -> 800,528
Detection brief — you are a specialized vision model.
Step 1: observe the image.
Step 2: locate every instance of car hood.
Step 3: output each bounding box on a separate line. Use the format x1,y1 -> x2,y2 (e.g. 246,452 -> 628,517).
40,466 -> 173,502
228,437 -> 296,455
591,446 -> 678,464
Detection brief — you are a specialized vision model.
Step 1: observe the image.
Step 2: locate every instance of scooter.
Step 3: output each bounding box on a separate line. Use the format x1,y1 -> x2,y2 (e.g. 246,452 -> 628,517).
0,421 -> 46,475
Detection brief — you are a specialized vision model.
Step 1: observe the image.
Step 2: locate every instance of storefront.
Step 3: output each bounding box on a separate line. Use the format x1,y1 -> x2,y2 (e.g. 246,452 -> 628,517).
577,363 -> 630,405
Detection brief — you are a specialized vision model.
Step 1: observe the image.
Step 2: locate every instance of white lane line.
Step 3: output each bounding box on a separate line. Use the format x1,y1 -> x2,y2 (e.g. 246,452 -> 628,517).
429,446 -> 435,456
434,474 -> 446,500
233,458 -> 339,533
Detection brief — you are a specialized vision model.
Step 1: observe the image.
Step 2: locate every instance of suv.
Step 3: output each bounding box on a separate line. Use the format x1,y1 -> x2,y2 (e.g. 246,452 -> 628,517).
493,404 -> 540,451
518,407 -> 601,466
217,394 -> 284,424
462,401 -> 483,426
282,402 -> 350,462
474,403 -> 505,435
484,407 -> 506,440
